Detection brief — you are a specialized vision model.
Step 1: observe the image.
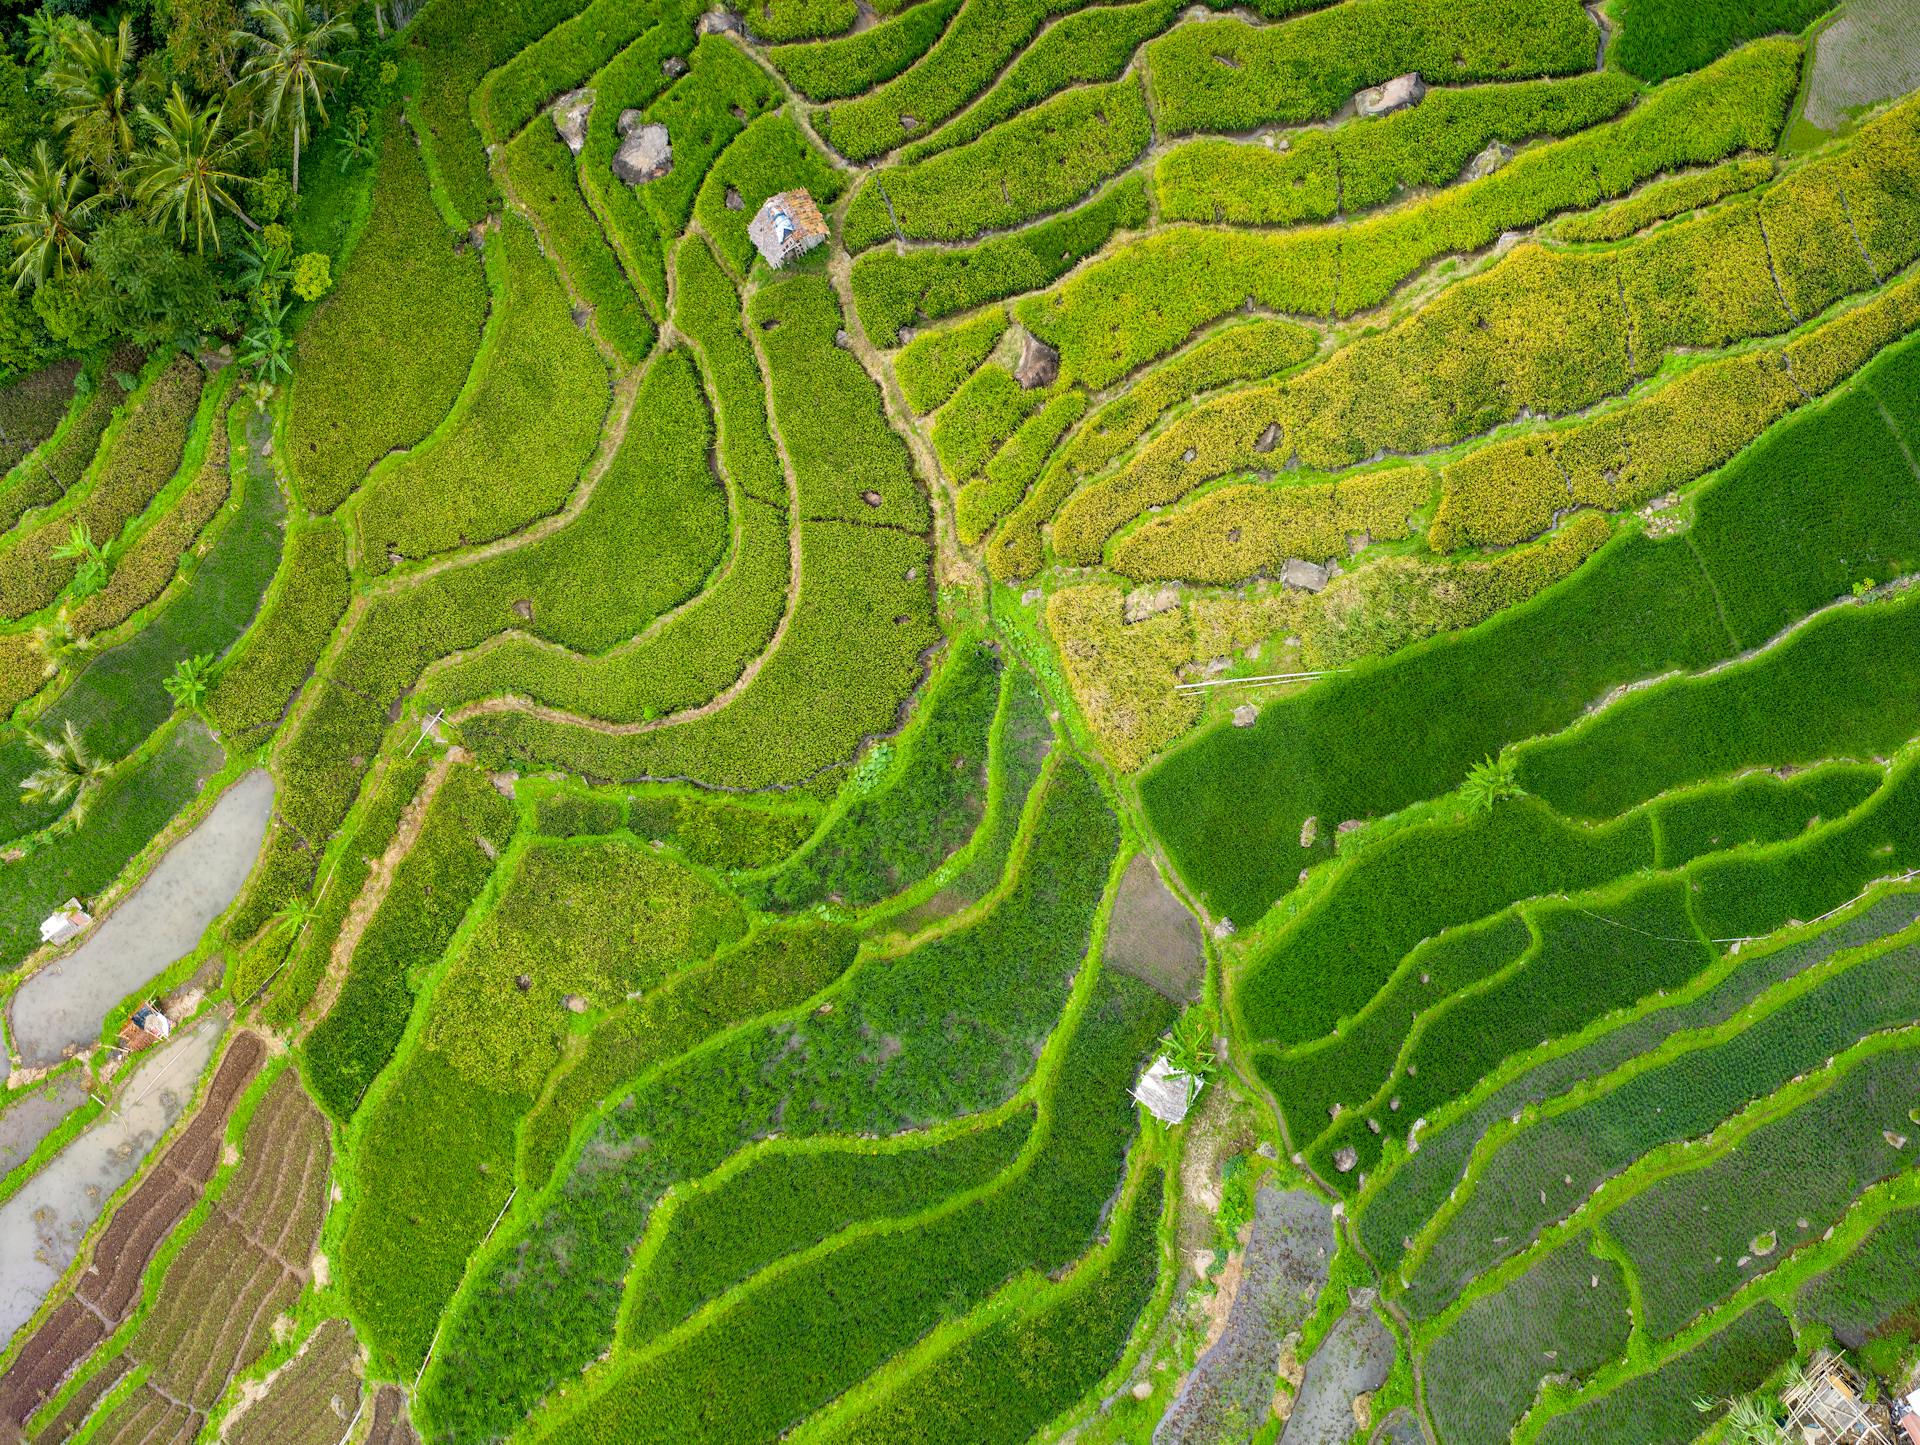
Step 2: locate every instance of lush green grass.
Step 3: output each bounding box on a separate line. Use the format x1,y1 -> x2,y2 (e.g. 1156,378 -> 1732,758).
770,0 -> 964,102
1799,1200 -> 1920,1346
1611,0 -> 1838,80
355,215 -> 610,569
287,114 -> 488,515
1142,329 -> 1920,932
896,310 -> 1008,415
419,753 -> 1122,1439
1422,1238 -> 1631,1445
302,766 -> 516,1121
205,520 -> 351,748
674,235 -> 788,507
693,114 -> 845,278
1530,1303 -> 1794,1443
743,640 -> 1000,910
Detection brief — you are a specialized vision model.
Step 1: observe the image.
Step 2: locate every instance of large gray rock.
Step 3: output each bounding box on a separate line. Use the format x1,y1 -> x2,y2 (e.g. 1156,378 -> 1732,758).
1280,558 -> 1332,593
617,108 -> 645,137
1015,330 -> 1059,390
551,88 -> 593,155
1355,72 -> 1425,118
1462,139 -> 1515,182
613,124 -> 672,185
699,7 -> 742,33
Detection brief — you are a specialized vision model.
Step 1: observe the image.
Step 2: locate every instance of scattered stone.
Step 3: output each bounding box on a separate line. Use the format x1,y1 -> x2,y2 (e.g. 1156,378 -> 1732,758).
514,974 -> 532,992
698,8 -> 742,33
1253,421 -> 1282,453
900,113 -> 920,131
1751,1231 -> 1777,1257
724,184 -> 744,210
1015,330 -> 1060,389
563,994 -> 588,1013
1124,584 -> 1180,623
1886,1130 -> 1909,1149
511,598 -> 534,620
1233,704 -> 1258,727
1462,139 -> 1514,181
1212,918 -> 1235,939
1336,819 -> 1363,838
836,329 -> 852,348
1355,72 -> 1425,118
550,87 -> 593,154
1280,558 -> 1331,592
613,123 -> 672,184
1299,815 -> 1318,848
1333,1146 -> 1359,1173
476,835 -> 497,861
663,54 -> 688,79
1132,1380 -> 1155,1401
1257,1141 -> 1279,1160
617,108 -> 645,137
1021,587 -> 1043,606
860,489 -> 883,507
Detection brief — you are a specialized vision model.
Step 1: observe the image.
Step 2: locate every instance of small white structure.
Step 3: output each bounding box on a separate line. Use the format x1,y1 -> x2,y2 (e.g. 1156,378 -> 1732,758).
1132,1055 -> 1203,1125
748,189 -> 828,270
39,900 -> 90,947
118,1003 -> 173,1054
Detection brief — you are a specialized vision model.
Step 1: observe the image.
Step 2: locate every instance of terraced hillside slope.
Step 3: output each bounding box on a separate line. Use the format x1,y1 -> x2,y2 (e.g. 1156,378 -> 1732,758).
1,0 -> 1918,1441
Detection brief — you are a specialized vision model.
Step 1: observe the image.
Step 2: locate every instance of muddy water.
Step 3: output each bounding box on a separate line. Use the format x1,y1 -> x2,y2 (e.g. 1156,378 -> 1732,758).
7,770 -> 273,1069
0,1013 -> 223,1346
0,1069 -> 88,1177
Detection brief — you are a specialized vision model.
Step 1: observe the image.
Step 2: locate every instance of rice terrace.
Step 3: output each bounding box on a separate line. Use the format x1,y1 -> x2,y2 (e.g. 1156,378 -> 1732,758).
2,0 -> 1920,1439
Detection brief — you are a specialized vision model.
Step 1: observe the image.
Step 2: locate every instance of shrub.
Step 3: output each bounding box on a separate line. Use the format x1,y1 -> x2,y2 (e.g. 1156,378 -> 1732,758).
844,78 -> 1152,251
0,354 -> 204,621
1611,0 -> 1836,81
302,765 -> 516,1122
896,0 -> 1182,161
895,308 -> 1008,414
1422,1239 -> 1632,1445
851,174 -> 1149,346
769,0 -> 963,101
286,117 -> 488,515
744,639 -> 1000,910
354,215 -> 610,569
1556,155 -> 1775,242
691,113 -> 844,278
932,363 -> 1038,482
1158,72 -> 1636,226
673,236 -> 787,507
503,123 -> 655,366
1144,0 -> 1597,137
206,520 -> 352,746
291,252 -> 331,302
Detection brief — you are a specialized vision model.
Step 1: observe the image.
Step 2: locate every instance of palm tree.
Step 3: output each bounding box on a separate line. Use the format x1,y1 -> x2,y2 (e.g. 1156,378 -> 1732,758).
31,613 -> 94,675
21,720 -> 111,827
43,17 -> 138,179
126,86 -> 253,253
239,301 -> 293,385
0,141 -> 100,292
164,652 -> 217,714
232,0 -> 357,196
52,520 -> 109,597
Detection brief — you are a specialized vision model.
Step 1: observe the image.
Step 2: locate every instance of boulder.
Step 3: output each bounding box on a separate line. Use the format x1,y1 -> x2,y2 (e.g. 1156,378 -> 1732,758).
1014,330 -> 1059,390
617,108 -> 645,137
663,55 -> 689,80
550,88 -> 593,155
1233,704 -> 1258,727
1462,139 -> 1515,182
699,8 -> 742,33
613,124 -> 672,185
1280,557 -> 1331,592
1354,72 -> 1425,118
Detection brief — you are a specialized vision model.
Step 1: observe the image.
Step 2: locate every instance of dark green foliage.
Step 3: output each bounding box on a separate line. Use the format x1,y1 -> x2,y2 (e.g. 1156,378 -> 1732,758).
1408,927 -> 1920,1318
826,1166 -> 1167,1444
206,522 -> 352,747
420,755 -> 1121,1437
1649,764 -> 1884,867
1145,0 -> 1597,136
0,360 -> 79,475
287,117 -> 488,515
0,722 -> 221,970
1609,1040 -> 1920,1337
1530,1303 -> 1794,1444
770,0 -> 963,103
1145,331 -> 1920,932
1422,1239 -> 1631,1445
540,971 -> 1169,1443
852,177 -> 1149,346
627,1109 -> 1035,1341
1612,0 -> 1837,81
517,922 -> 861,1189
1355,889 -> 1920,1277
0,358 -> 122,534
532,788 -> 626,838
1799,1202 -> 1920,1347
745,640 -> 1000,910
302,767 -> 516,1121
1236,799 -> 1654,1047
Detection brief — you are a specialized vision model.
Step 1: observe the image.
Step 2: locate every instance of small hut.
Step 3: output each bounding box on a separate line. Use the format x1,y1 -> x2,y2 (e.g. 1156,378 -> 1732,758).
117,1003 -> 173,1054
39,899 -> 90,947
1781,1352 -> 1896,1444
1132,1056 -> 1203,1125
748,190 -> 828,270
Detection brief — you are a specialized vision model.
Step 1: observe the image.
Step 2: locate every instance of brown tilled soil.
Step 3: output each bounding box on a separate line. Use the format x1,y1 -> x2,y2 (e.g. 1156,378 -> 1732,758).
1103,854 -> 1206,1001
31,1361 -> 126,1443
366,1385 -> 421,1445
226,1318 -> 362,1445
0,1300 -> 103,1432
86,1380 -> 199,1445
